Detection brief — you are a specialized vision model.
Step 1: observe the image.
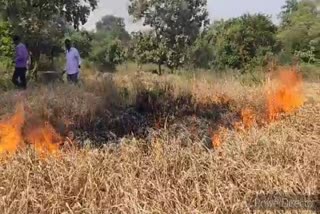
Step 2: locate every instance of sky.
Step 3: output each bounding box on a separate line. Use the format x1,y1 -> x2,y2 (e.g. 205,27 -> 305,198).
83,0 -> 286,32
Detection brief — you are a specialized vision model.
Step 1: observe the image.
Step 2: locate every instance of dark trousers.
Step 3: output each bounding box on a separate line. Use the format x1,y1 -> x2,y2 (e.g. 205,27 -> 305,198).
67,73 -> 79,84
12,67 -> 27,89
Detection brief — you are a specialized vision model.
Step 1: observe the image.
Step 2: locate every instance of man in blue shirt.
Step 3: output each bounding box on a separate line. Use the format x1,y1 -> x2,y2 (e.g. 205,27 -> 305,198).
64,39 -> 81,84
12,36 -> 29,89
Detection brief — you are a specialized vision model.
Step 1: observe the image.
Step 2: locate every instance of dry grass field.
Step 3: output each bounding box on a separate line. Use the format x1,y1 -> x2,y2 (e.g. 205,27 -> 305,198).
0,67 -> 319,213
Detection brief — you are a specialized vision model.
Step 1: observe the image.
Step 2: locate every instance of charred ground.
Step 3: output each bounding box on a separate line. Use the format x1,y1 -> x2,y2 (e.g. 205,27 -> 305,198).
0,68 -> 318,213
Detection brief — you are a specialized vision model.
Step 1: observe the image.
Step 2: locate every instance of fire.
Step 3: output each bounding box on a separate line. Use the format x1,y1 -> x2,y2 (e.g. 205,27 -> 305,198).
211,133 -> 221,148
0,104 -> 25,156
240,107 -> 256,129
211,127 -> 225,148
0,103 -> 64,158
233,107 -> 257,133
211,66 -> 305,149
25,122 -> 62,158
267,68 -> 304,121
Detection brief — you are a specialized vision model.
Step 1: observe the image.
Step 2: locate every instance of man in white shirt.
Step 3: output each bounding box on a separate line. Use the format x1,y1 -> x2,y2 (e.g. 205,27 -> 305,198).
64,39 -> 81,84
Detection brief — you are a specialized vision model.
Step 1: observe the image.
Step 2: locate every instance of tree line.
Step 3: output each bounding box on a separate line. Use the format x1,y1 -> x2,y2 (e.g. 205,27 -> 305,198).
0,0 -> 319,75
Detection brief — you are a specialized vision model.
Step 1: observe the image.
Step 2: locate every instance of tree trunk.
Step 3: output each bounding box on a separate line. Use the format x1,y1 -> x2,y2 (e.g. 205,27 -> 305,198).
50,48 -> 55,69
30,47 -> 41,81
158,64 -> 162,75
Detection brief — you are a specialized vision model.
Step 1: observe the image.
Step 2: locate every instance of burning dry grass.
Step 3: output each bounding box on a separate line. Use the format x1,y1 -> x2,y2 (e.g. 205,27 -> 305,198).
0,104 -> 63,159
267,67 -> 304,121
0,104 -> 24,156
0,67 -> 319,213
210,67 -> 305,149
0,117 -> 319,213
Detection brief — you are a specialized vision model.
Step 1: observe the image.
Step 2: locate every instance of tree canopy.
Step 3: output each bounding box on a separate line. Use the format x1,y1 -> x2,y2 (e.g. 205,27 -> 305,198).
128,0 -> 209,71
0,0 -> 98,29
206,14 -> 279,70
279,0 -> 299,26
1,0 -> 320,76
95,15 -> 130,42
278,0 -> 320,63
0,0 -> 97,76
87,15 -> 129,71
0,0 -> 97,57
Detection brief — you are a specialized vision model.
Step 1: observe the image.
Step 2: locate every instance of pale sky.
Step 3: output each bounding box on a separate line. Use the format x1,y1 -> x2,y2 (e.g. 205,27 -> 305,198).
83,0 -> 286,32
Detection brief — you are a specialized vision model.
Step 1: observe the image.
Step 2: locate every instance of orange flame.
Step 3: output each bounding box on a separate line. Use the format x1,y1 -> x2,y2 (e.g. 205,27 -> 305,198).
212,133 -> 221,148
0,104 -> 64,158
0,104 -> 25,156
211,127 -> 225,148
240,107 -> 256,129
211,66 -> 305,149
25,122 -> 62,158
267,68 -> 304,121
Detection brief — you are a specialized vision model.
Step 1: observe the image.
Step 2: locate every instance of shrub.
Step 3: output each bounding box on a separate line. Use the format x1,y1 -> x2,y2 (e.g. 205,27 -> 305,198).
90,39 -> 125,71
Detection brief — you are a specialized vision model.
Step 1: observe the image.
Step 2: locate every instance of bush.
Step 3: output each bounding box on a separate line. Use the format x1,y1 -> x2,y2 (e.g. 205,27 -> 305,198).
209,14 -> 279,70
0,21 -> 13,60
0,57 -> 13,73
69,30 -> 93,58
188,33 -> 214,69
90,39 -> 125,71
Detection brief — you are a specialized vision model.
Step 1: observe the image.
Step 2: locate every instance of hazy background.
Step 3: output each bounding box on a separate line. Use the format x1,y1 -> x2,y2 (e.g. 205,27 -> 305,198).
83,0 -> 286,32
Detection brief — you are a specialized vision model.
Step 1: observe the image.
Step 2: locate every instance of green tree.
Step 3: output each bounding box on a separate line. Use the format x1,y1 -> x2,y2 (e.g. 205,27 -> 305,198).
188,30 -> 214,69
90,38 -> 125,71
0,0 -> 97,29
89,15 -> 131,71
131,31 -> 167,74
279,0 -> 299,26
0,0 -> 97,77
128,0 -> 209,72
69,30 -> 93,58
209,14 -> 279,70
96,15 -> 130,42
278,0 -> 320,63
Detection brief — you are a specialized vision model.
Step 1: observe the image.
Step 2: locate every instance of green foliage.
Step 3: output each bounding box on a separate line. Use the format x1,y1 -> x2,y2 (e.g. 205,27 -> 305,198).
0,22 -> 14,88
129,0 -> 209,71
278,0 -> 320,64
1,0 -> 319,78
131,32 -> 167,73
0,21 -> 13,58
188,31 -> 214,69
32,16 -> 69,58
96,15 -> 130,42
0,0 -> 97,65
90,39 -> 125,71
279,0 -> 299,27
0,0 -> 98,29
0,21 -> 13,72
87,15 -> 131,71
69,30 -> 93,58
208,14 -> 279,71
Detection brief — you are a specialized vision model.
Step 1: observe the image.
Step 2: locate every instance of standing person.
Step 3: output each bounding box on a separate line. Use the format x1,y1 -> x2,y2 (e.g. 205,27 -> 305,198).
64,39 -> 81,84
12,36 -> 29,89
